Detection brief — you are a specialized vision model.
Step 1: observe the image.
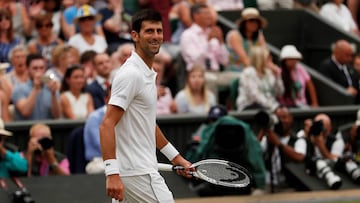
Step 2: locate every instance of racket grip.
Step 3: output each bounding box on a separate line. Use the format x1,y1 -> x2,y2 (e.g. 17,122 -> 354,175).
157,163 -> 184,171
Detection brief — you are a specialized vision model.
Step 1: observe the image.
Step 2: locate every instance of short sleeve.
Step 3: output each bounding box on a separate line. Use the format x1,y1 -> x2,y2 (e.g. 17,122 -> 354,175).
109,69 -> 140,110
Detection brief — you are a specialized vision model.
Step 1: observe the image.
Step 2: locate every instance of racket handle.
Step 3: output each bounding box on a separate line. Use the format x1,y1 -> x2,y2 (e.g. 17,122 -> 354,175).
157,163 -> 184,171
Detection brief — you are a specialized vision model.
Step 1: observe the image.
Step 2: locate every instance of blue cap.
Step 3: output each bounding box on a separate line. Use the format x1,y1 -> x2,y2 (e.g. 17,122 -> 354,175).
208,105 -> 228,120
73,4 -> 101,24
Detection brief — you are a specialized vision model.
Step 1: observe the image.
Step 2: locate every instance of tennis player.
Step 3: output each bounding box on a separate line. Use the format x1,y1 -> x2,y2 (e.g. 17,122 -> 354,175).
99,9 -> 192,202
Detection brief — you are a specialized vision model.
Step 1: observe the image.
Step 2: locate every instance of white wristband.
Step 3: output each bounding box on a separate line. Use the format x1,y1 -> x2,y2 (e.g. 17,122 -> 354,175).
104,159 -> 120,176
160,143 -> 179,161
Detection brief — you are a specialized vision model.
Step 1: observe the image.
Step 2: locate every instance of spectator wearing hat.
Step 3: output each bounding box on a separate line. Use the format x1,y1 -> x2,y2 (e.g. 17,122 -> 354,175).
318,39 -> 360,104
186,104 -> 228,151
225,7 -> 267,71
62,0 -> 104,40
277,45 -> 318,108
68,4 -> 108,55
0,119 -> 28,178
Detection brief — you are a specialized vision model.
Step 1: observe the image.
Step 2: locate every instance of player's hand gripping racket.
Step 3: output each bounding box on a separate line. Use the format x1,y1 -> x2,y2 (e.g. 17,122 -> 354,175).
158,159 -> 252,188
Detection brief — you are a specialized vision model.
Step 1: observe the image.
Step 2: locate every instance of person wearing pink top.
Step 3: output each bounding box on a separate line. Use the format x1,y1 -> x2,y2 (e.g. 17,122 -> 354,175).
278,45 -> 318,108
153,51 -> 177,115
180,3 -> 228,72
24,123 -> 70,176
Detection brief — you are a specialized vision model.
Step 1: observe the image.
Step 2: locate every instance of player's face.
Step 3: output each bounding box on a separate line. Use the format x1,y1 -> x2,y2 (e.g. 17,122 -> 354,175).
132,21 -> 163,58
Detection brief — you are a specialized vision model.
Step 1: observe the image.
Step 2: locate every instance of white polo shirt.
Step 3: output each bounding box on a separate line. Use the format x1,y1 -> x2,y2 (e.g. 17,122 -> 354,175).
109,51 -> 158,176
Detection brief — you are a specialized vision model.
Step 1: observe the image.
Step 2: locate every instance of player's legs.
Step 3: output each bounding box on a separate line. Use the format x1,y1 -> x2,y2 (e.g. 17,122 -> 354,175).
112,173 -> 175,203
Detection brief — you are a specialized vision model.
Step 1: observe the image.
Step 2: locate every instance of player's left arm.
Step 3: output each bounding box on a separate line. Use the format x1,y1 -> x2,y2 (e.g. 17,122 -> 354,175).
155,125 -> 192,177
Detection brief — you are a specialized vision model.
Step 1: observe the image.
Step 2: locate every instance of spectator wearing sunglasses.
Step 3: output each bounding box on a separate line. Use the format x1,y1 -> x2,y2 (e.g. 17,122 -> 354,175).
27,12 -> 64,69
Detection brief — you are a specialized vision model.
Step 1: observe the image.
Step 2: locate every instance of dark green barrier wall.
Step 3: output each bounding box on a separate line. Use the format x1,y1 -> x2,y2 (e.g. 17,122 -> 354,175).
4,106 -> 359,163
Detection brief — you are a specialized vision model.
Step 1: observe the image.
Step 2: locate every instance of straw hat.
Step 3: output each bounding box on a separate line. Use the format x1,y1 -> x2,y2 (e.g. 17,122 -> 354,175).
280,45 -> 303,61
237,7 -> 267,28
73,4 -> 102,24
0,119 -> 12,136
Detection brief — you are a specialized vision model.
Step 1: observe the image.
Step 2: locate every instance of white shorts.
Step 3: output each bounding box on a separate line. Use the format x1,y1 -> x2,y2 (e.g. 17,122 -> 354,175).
112,173 -> 174,203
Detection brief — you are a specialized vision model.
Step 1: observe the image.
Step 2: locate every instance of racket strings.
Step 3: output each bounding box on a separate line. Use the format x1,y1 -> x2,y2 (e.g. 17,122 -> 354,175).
196,163 -> 250,187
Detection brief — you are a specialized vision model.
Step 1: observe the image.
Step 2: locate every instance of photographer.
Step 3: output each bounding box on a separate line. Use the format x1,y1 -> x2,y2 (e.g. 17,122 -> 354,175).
304,113 -> 344,161
24,123 -> 70,176
0,119 -> 27,178
11,54 -> 61,121
301,113 -> 346,189
256,107 -> 307,192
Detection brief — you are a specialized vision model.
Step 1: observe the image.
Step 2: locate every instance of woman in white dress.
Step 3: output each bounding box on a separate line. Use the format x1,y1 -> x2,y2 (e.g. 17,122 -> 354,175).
60,64 -> 94,119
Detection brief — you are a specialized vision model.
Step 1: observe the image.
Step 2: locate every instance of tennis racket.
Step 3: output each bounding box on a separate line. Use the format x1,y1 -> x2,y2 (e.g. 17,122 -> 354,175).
158,159 -> 252,188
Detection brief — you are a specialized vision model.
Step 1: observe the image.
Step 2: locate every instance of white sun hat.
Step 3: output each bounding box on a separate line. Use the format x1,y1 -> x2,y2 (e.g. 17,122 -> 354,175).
280,45 -> 303,61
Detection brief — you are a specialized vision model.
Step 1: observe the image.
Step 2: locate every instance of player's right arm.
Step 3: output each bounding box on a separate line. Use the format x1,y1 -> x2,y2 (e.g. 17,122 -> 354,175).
100,104 -> 125,201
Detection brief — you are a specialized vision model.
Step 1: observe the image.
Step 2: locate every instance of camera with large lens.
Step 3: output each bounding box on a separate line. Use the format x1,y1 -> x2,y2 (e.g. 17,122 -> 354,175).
12,188 -> 35,203
309,120 -> 325,137
315,159 -> 342,190
254,110 -> 279,129
38,137 -> 54,150
335,153 -> 360,184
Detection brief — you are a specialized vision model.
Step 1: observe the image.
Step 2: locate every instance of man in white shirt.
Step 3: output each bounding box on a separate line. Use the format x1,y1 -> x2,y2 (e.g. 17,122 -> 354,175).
320,0 -> 360,36
99,9 -> 192,202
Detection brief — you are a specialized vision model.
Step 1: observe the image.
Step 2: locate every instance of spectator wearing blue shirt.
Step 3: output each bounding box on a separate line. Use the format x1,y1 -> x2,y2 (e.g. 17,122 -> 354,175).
83,85 -> 111,174
11,54 -> 61,120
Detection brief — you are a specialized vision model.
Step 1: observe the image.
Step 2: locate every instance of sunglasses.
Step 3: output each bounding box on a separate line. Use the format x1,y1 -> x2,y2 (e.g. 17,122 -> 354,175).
36,23 -> 53,29
0,16 -> 11,22
79,16 -> 95,22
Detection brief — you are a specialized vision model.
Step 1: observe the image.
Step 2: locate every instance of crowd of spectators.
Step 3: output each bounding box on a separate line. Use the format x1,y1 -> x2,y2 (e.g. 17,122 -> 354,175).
0,0 -> 360,197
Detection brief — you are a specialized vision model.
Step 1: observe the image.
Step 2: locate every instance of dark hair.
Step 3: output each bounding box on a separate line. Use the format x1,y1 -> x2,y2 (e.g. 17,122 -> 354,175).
26,54 -> 45,67
190,3 -> 207,20
131,9 -> 162,33
33,12 -> 53,28
60,64 -> 85,92
0,9 -> 14,42
80,50 -> 97,64
238,20 -> 260,42
280,60 -> 295,104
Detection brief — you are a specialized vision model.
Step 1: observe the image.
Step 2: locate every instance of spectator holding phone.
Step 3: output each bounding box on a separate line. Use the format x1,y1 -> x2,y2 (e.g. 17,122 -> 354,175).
11,54 -> 61,121
24,123 -> 70,176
